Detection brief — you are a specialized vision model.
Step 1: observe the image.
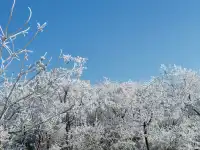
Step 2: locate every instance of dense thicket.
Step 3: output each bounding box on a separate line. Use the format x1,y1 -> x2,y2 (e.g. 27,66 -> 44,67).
1,1 -> 200,150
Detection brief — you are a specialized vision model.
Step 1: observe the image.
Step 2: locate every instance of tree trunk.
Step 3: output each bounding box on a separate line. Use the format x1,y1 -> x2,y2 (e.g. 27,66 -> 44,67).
143,122 -> 150,150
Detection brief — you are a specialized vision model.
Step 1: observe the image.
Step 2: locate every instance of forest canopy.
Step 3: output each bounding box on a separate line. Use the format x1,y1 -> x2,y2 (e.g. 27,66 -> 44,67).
0,1 -> 199,150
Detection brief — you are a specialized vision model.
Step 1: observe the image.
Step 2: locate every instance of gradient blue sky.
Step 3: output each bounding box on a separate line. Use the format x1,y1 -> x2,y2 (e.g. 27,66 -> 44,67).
1,0 -> 200,83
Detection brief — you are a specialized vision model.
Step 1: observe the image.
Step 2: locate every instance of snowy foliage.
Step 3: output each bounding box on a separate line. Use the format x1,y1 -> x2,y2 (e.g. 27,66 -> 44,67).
1,1 -> 200,150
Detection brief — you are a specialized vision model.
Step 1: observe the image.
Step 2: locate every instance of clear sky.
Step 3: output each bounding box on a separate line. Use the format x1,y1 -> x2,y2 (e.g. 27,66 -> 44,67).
1,0 -> 200,83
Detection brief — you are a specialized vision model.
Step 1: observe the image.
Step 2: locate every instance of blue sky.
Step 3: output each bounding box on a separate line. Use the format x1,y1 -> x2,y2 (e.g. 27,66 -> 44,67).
1,0 -> 200,83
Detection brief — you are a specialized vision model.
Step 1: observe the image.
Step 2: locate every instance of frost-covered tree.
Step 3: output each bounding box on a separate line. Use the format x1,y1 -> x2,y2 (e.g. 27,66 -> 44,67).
0,1 -> 87,149
2,1 -> 200,150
